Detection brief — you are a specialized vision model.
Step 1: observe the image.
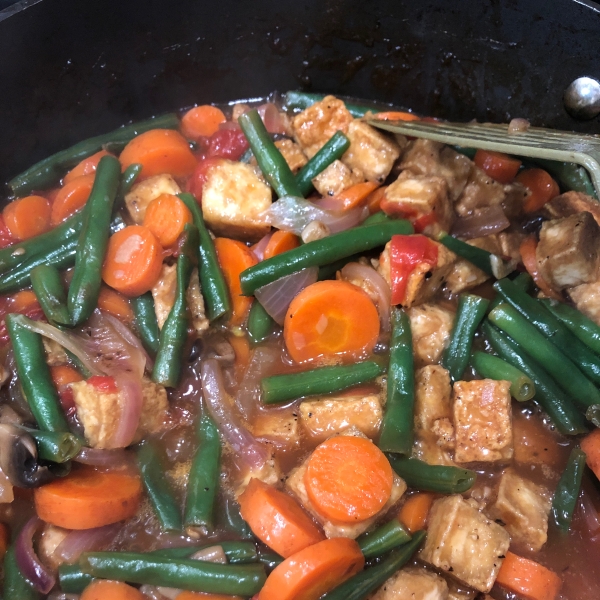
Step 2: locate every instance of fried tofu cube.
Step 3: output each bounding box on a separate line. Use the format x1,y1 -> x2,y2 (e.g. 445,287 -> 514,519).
382,171 -> 454,234
43,338 -> 69,367
420,495 -> 510,593
38,524 -> 69,568
537,212 -> 600,290
125,174 -> 182,223
453,380 -> 513,464
235,456 -> 282,498
186,269 -> 209,337
444,260 -> 489,295
312,159 -> 364,197
544,191 -> 600,226
454,167 -> 506,217
408,304 -> 455,368
285,428 -> 406,539
370,566 -> 449,600
292,95 -> 354,158
275,139 -> 307,172
486,469 -> 551,552
569,281 -> 600,326
202,159 -> 272,241
342,121 -> 400,184
253,411 -> 300,447
299,393 -> 383,441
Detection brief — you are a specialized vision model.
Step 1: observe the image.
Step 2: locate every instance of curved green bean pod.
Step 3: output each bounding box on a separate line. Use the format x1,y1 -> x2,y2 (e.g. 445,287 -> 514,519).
551,448 -> 587,532
132,293 -> 160,356
4,545 -> 41,600
388,456 -> 476,493
58,563 -> 94,594
357,518 -> 411,559
25,428 -> 81,463
30,265 -> 70,325
247,301 -> 276,346
543,298 -> 600,356
471,351 -> 535,401
118,163 -> 143,199
149,541 -> 257,564
436,232 -> 495,275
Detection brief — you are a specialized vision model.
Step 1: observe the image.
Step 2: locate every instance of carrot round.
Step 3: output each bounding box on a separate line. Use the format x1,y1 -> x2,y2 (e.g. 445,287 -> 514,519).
283,280 -> 380,363
34,466 -> 142,529
97,286 -> 135,322
398,492 -> 435,533
372,111 -> 419,121
473,149 -> 521,183
214,237 -> 257,325
3,195 -> 51,241
119,129 -> 197,180
305,436 -> 393,524
50,365 -> 84,388
263,231 -> 301,260
51,173 -> 95,226
11,289 -> 39,313
516,168 -> 560,213
80,580 -> 144,600
366,186 -> 388,214
330,182 -> 380,212
239,478 -> 325,558
581,428 -> 600,481
258,537 -> 364,600
519,236 -> 562,301
495,551 -> 562,600
142,193 -> 193,247
102,225 -> 163,297
181,105 -> 227,140
63,150 -> 112,184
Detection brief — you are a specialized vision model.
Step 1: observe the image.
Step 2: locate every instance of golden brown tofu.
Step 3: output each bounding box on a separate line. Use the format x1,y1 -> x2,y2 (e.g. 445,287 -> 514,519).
486,468 -> 551,552
544,190 -> 600,226
299,393 -> 383,441
453,379 -> 513,464
292,95 -> 354,158
498,231 -> 527,262
274,139 -> 308,173
312,159 -> 364,197
125,174 -> 182,223
253,411 -> 300,447
370,566 -> 449,600
408,304 -> 455,368
151,263 -> 177,329
235,457 -> 282,498
537,212 -> 600,290
569,281 -> 600,326
186,269 -> 210,337
38,524 -> 69,569
202,160 -> 272,241
342,121 -> 400,184
43,338 -> 69,367
454,167 -> 506,217
420,495 -> 510,593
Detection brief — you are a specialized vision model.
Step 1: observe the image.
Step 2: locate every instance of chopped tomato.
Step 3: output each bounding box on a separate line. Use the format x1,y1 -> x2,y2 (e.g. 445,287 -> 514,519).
207,128 -> 249,160
186,157 -> 224,203
380,197 -> 437,233
87,376 -> 119,393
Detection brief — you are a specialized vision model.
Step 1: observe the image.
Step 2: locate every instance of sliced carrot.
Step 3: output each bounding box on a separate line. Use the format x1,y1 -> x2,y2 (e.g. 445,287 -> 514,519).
11,290 -> 39,313
102,225 -> 163,297
581,428 -> 600,481
50,365 -> 84,388
214,237 -> 258,326
181,105 -> 227,140
398,493 -> 435,533
34,466 -> 142,529
142,193 -> 193,247
0,523 -> 8,561
329,181 -> 380,211
519,236 -> 562,301
229,333 -> 251,373
176,592 -> 243,600
263,231 -> 301,260
239,478 -> 325,558
516,168 -> 560,213
366,185 -> 388,214
119,129 -> 197,180
97,286 -> 134,322
305,436 -> 393,524
63,150 -> 111,184
80,580 -> 144,600
3,196 -> 51,241
372,111 -> 419,121
258,537 -> 364,600
283,280 -> 380,363
495,551 -> 562,600
0,214 -> 15,249
473,149 -> 522,184
50,173 -> 95,226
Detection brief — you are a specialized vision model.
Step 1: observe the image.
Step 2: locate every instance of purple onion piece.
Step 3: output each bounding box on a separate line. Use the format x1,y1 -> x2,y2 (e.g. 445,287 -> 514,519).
74,447 -> 135,468
55,523 -> 121,563
15,517 -> 56,594
450,205 -> 510,240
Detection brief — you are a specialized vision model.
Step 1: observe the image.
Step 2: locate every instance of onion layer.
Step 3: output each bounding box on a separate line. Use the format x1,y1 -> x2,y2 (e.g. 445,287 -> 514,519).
55,523 -> 120,563
450,206 -> 510,240
15,517 -> 55,594
74,447 -> 135,468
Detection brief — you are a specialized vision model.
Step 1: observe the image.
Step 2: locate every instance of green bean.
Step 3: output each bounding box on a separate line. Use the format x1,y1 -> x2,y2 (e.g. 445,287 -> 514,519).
178,193 -> 231,322
488,272 -> 532,311
483,321 -> 587,436
30,265 -> 70,326
542,299 -> 600,356
532,158 -> 597,199
24,428 -> 81,463
152,224 -> 198,387
283,91 -> 381,118
471,351 -> 535,401
7,314 -> 69,433
138,440 -> 182,531
453,146 -> 477,159
295,131 -> 351,196
361,211 -> 393,227
118,163 -> 143,198
9,113 -> 179,197
551,448 -> 587,533
356,519 -> 411,559
184,413 -> 221,529
494,278 -> 600,385
131,293 -> 160,356
258,552 -> 283,570
261,361 -> 384,405
388,456 -> 476,493
442,294 -> 489,382
4,545 -> 41,600
247,301 -> 275,346
488,304 -> 600,414
239,110 -> 303,198
321,531 -> 426,600
239,148 -> 254,163
241,220 -> 413,295
67,155 -> 121,325
58,563 -> 94,594
79,552 -> 266,596
218,494 -> 253,539
149,541 -> 257,564
436,232 -> 494,275
379,308 -> 414,455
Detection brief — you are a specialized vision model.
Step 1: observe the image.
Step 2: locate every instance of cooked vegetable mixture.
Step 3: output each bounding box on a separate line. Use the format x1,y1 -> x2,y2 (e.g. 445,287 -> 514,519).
1,92 -> 600,600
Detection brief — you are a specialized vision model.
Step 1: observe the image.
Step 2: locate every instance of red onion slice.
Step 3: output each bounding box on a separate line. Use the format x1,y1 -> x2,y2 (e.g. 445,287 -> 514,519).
55,523 -> 120,563
201,359 -> 269,470
450,206 -> 510,240
108,374 -> 144,449
15,517 -> 55,594
255,267 -> 318,326
252,232 -> 274,261
340,262 -> 391,332
257,103 -> 287,134
74,447 -> 135,468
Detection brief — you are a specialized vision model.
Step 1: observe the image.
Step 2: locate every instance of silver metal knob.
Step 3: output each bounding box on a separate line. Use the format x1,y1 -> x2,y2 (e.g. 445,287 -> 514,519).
564,77 -> 600,120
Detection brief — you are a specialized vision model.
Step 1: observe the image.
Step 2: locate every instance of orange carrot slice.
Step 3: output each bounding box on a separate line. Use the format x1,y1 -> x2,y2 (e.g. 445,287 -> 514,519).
80,580 -> 144,600
97,286 -> 135,322
398,493 -> 435,533
474,149 -> 521,183
3,196 -> 51,241
372,111 -> 419,121
263,231 -> 301,260
495,551 -> 562,600
516,168 -> 560,213
63,150 -> 111,184
181,105 -> 227,140
50,365 -> 84,388
142,193 -> 193,247
51,174 -> 95,226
